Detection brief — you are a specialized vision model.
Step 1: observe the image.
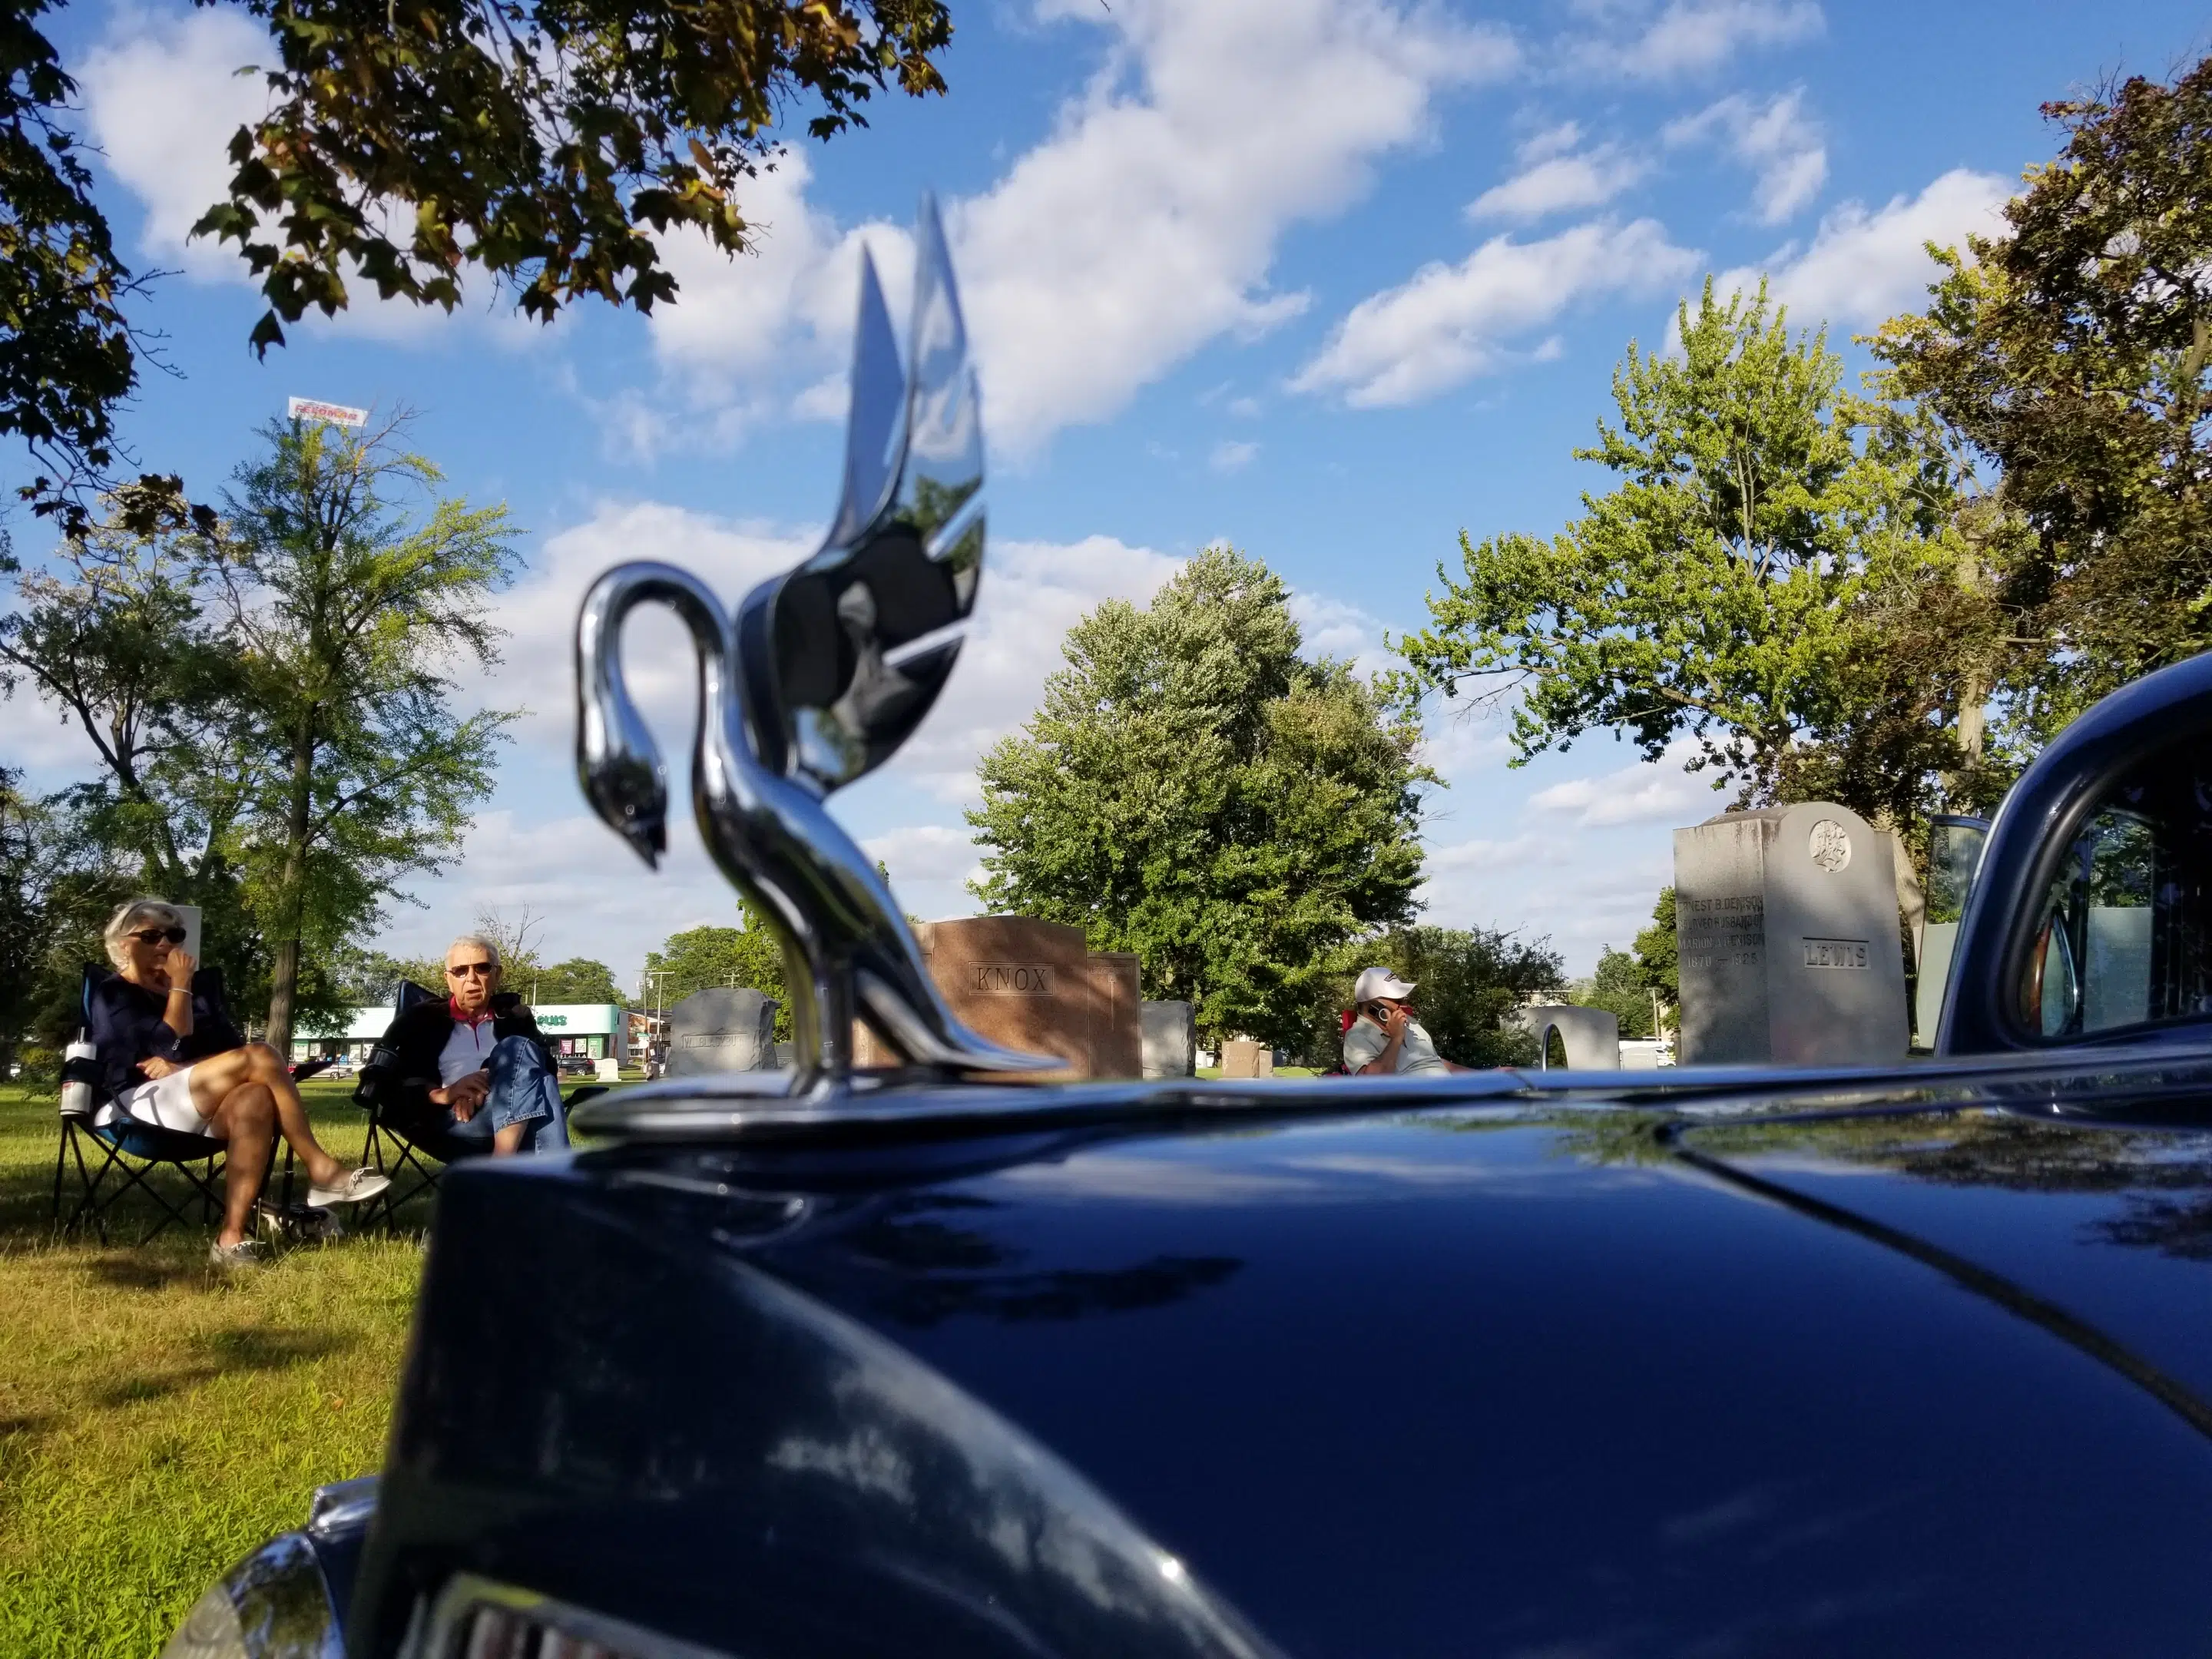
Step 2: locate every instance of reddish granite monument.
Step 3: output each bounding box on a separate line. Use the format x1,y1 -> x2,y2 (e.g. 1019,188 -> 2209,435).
853,917 -> 1143,1079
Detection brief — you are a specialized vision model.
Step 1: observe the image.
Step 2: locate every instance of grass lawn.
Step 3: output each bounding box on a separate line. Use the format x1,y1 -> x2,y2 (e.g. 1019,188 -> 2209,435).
0,1078 -> 425,1655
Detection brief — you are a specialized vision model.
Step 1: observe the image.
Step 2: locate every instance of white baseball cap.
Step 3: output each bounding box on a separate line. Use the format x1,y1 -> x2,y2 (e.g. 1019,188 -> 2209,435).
1353,966 -> 1416,1002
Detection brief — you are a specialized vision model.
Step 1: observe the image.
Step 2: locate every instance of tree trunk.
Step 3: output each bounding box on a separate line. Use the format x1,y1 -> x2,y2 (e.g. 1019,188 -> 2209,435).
1945,514 -> 1991,804
263,724 -> 317,1055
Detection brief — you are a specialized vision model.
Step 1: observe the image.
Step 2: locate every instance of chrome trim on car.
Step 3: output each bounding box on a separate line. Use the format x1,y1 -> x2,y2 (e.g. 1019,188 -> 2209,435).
408,1574 -> 737,1659
159,1532 -> 342,1659
306,1474 -> 378,1539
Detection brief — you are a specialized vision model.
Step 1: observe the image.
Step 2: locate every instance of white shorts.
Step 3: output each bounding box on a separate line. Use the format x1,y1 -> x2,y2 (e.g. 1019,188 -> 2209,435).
105,1064 -> 214,1136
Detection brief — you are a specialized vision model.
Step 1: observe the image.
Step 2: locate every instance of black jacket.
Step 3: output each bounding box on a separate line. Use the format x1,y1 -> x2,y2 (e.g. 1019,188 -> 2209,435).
85,969 -> 245,1106
371,992 -> 552,1102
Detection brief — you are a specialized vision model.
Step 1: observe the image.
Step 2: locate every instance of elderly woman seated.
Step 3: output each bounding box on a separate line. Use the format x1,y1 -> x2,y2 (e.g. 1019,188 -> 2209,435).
88,898 -> 389,1268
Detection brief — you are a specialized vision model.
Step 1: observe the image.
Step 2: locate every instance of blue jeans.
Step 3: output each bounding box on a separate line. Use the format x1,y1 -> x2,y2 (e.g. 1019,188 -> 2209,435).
448,1036 -> 568,1152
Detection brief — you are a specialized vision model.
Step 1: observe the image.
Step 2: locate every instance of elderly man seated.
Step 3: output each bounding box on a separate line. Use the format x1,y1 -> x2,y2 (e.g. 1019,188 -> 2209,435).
373,935 -> 570,1155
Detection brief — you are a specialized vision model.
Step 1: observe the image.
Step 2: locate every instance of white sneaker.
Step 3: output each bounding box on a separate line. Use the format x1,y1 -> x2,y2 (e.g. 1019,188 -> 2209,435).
209,1237 -> 273,1269
306,1167 -> 392,1208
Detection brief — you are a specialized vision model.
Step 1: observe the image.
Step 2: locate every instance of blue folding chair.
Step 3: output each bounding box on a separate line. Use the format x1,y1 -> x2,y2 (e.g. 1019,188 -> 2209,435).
50,965 -> 337,1244
53,965 -> 231,1245
355,979 -> 606,1232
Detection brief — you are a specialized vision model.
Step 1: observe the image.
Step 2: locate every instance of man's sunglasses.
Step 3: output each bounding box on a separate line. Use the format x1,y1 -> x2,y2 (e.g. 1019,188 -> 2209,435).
447,962 -> 497,979
127,926 -> 187,945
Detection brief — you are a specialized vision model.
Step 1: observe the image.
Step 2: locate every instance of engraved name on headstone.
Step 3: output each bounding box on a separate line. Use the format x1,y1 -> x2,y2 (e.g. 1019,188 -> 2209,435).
1674,802 -> 1908,1065
664,986 -> 780,1076
971,962 -> 1054,995
849,916 -> 1142,1078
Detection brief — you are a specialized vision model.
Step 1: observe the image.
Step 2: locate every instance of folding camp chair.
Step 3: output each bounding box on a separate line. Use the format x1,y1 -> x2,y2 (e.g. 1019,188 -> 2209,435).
52,965 -> 233,1245
355,980 -> 608,1233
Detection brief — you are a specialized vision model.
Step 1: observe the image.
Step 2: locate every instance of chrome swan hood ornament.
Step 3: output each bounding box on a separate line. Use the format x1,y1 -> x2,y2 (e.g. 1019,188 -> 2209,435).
575,197 -> 1049,1093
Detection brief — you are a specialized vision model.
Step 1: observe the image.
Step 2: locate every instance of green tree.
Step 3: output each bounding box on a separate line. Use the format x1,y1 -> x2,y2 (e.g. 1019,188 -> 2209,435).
1390,280 -> 1980,831
1633,888 -> 1679,1006
1336,925 -> 1562,1070
0,501 -> 281,1010
528,959 -> 625,1005
207,417 -> 518,1055
969,546 -> 1429,1053
0,777 -> 134,1073
1575,946 -> 1654,1040
1873,57 -> 2212,747
2,0 -> 954,529
322,943 -> 426,1005
644,916 -> 789,1035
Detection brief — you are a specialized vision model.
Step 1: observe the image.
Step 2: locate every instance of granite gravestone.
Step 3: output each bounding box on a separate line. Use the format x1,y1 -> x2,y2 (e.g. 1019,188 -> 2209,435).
1141,1000 -> 1196,1079
850,917 -> 1143,1078
1674,802 -> 1908,1065
664,987 -> 780,1076
1220,1038 -> 1266,1079
1512,1004 -> 1621,1069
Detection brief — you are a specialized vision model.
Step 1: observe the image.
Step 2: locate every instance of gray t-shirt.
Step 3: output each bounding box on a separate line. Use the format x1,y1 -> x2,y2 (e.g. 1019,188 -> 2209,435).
1343,1014 -> 1449,1075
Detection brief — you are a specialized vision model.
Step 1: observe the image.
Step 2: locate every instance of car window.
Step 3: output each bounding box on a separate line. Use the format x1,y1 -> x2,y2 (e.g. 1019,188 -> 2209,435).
2025,750 -> 2212,1039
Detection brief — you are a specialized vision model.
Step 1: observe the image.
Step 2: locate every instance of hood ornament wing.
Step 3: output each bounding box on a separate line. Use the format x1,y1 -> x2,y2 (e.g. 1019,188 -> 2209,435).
575,197 -> 1051,1094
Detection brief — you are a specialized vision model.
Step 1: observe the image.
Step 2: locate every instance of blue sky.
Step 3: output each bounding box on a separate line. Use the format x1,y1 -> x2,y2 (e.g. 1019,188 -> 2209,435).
8,0 -> 2207,988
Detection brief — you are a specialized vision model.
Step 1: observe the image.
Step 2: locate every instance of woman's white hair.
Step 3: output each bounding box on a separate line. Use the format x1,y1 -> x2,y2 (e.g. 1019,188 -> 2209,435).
103,897 -> 184,969
445,934 -> 502,969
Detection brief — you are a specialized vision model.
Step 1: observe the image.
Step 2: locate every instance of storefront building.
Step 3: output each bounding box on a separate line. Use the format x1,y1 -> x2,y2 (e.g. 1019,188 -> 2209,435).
292,1003 -> 634,1065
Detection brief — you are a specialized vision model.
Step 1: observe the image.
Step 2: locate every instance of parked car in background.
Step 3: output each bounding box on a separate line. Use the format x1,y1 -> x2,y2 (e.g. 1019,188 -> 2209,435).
165,654 -> 2212,1656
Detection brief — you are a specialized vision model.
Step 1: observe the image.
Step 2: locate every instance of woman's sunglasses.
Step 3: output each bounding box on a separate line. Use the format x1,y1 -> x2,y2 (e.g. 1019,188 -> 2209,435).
127,926 -> 187,945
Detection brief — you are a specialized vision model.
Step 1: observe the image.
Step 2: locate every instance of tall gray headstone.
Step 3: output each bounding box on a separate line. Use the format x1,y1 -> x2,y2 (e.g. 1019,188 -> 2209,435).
1141,1000 -> 1196,1078
1674,803 -> 1908,1066
664,987 -> 780,1076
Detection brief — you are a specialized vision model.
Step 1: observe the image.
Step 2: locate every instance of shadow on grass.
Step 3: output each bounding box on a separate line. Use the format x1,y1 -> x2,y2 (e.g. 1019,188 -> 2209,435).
87,1253 -> 213,1293
0,1081 -> 398,1250
95,1327 -> 356,1409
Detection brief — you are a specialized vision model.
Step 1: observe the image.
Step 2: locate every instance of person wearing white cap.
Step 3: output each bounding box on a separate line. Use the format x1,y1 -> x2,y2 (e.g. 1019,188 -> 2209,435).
1343,965 -> 1469,1076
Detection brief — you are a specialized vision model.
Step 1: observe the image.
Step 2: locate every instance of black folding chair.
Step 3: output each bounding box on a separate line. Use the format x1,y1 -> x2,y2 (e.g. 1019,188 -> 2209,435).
53,965 -> 232,1245
355,980 -> 607,1233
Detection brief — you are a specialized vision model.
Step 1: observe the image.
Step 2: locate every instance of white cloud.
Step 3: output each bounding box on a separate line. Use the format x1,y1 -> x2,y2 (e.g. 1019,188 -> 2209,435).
1289,591 -> 1392,677
1291,218 -> 1701,407
1721,167 -> 2012,327
78,7 -> 543,345
382,806 -> 756,992
78,8 -> 267,278
1209,439 -> 1260,473
1468,151 -> 1650,222
467,499 -> 818,743
1526,746 -> 1722,826
1571,0 -> 1823,81
637,0 -> 1518,455
1664,88 -> 1826,224
636,151 -> 917,445
1469,126 -> 1650,222
882,534 -> 1184,802
862,824 -> 984,892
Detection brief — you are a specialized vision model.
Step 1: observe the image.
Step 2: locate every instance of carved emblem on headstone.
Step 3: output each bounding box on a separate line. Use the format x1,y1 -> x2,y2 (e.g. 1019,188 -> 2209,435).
1808,819 -> 1853,873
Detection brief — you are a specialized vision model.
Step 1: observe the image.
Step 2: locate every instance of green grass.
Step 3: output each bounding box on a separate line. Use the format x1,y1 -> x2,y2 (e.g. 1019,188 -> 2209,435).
0,1078 -> 425,1655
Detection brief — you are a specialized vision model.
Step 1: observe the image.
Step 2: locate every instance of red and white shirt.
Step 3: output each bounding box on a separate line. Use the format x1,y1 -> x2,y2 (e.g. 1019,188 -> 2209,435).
438,1001 -> 499,1086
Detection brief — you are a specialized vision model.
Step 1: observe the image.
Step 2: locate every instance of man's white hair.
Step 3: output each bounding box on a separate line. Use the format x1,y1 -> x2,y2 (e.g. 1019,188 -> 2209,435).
445,934 -> 502,969
103,897 -> 184,969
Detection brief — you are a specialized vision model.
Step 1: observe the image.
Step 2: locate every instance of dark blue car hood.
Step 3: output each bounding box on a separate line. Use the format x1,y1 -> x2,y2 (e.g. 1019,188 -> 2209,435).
349,1088 -> 2212,1658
